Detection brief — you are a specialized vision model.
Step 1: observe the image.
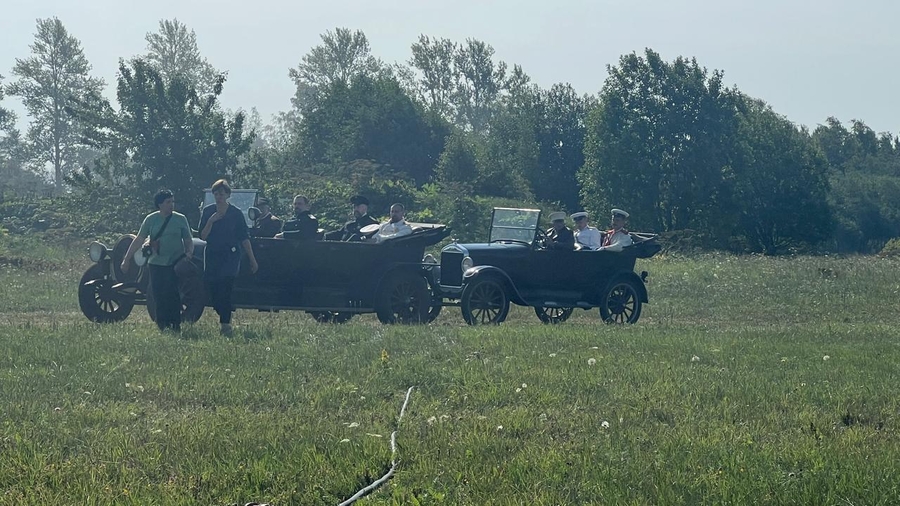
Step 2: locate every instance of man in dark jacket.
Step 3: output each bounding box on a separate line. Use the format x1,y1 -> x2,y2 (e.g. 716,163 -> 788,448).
249,198 -> 282,238
325,195 -> 379,241
277,195 -> 319,240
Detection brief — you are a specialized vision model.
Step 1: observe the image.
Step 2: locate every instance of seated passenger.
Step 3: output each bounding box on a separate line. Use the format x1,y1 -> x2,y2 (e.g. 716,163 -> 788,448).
248,198 -> 282,238
369,203 -> 413,243
570,211 -> 603,250
545,212 -> 575,250
277,195 -> 319,240
325,195 -> 379,241
599,208 -> 633,252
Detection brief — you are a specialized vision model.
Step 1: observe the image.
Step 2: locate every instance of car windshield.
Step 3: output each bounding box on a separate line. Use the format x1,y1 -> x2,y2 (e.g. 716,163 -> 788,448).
203,190 -> 257,227
489,208 -> 541,243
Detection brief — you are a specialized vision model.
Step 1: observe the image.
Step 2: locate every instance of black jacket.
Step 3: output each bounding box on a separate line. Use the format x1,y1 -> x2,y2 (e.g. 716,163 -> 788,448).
547,226 -> 575,250
281,211 -> 319,240
249,213 -> 282,238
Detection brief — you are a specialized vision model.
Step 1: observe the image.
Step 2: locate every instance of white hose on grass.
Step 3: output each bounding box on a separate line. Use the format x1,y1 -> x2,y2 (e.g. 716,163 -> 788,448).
337,386 -> 415,506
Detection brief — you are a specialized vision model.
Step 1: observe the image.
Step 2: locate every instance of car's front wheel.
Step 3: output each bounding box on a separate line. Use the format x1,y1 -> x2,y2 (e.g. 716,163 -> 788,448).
534,306 -> 573,324
79,264 -> 135,323
598,279 -> 642,324
461,277 -> 509,325
375,272 -> 429,324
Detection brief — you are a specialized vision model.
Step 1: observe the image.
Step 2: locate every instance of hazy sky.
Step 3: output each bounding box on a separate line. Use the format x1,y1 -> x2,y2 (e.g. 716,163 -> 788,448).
2,0 -> 898,134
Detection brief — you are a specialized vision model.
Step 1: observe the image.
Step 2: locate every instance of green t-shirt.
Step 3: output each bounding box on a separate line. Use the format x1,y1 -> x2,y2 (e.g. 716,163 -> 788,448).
138,211 -> 193,266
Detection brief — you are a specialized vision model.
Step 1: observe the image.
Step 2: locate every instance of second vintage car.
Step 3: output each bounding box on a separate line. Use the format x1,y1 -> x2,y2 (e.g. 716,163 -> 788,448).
427,208 -> 661,325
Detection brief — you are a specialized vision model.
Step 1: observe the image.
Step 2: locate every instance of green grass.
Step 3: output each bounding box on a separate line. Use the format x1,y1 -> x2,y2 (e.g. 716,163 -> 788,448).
1,252 -> 899,504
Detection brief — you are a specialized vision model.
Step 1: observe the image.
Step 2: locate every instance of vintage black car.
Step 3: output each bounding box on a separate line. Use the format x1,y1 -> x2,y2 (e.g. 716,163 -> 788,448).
78,190 -> 450,325
428,208 -> 660,325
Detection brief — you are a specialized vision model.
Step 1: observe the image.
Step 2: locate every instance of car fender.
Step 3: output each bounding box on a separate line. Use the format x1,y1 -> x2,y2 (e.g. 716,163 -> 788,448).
462,265 -> 528,306
604,271 -> 649,303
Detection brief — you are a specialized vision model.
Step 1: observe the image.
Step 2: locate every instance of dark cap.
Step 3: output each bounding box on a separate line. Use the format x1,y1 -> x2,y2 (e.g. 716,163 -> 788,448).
256,198 -> 270,207
350,195 -> 370,206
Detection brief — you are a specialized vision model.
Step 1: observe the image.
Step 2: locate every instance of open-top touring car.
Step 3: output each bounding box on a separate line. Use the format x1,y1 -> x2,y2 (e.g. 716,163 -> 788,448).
426,208 -> 660,325
78,189 -> 450,325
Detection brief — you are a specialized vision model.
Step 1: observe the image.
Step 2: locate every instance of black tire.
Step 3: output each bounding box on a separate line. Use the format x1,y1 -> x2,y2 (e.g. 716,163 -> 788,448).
78,264 -> 134,323
598,279 -> 642,324
461,277 -> 509,325
375,272 -> 429,324
146,270 -> 207,324
534,306 -> 574,324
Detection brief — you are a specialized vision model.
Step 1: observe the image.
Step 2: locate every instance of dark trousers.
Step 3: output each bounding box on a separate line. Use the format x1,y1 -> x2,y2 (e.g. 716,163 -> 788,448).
149,264 -> 181,331
206,276 -> 235,324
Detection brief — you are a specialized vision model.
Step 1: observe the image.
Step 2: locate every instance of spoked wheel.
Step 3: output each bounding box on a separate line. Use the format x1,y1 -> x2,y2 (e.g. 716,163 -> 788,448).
425,293 -> 443,323
78,264 -> 135,323
375,272 -> 429,324
309,311 -> 354,324
146,270 -> 207,324
461,278 -> 509,325
534,306 -> 574,324
599,280 -> 642,324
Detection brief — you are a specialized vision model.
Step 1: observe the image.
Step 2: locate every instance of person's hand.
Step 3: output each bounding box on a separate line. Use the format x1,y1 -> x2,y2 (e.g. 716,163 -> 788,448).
250,258 -> 259,274
120,260 -> 129,273
208,210 -> 225,224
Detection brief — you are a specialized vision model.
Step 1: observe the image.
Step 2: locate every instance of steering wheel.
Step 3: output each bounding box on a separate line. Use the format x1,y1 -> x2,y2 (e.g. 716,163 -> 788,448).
534,228 -> 550,249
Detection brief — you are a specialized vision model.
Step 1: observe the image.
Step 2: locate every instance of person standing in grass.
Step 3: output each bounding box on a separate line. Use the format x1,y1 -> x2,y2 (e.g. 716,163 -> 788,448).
199,179 -> 259,335
121,189 -> 193,332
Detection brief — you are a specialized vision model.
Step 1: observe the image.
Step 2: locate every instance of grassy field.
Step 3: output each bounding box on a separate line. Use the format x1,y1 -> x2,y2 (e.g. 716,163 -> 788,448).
1,245 -> 899,504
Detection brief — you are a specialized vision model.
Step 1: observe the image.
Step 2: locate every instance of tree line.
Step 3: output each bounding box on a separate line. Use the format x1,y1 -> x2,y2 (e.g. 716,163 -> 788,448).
1,19 -> 898,253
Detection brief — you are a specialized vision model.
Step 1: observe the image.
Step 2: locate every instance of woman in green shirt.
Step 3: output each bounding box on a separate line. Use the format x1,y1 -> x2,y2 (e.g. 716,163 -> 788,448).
121,189 -> 194,331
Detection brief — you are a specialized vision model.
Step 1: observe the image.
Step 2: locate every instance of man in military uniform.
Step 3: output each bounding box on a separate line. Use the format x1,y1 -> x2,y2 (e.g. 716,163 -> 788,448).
327,195 -> 379,241
248,198 -> 282,238
545,211 -> 575,250
599,208 -> 633,252
277,195 -> 319,240
570,211 -> 603,250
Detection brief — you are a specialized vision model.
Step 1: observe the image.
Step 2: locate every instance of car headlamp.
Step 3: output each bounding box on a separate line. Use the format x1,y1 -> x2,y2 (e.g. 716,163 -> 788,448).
461,256 -> 474,271
423,253 -> 437,265
88,241 -> 108,263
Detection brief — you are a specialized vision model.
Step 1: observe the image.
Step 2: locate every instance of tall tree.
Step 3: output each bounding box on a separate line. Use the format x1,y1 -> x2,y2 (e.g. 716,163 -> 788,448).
8,17 -> 105,191
144,19 -> 220,95
579,49 -> 740,233
452,39 -> 507,133
409,35 -> 457,119
288,28 -> 382,114
70,59 -> 253,226
728,99 -> 832,254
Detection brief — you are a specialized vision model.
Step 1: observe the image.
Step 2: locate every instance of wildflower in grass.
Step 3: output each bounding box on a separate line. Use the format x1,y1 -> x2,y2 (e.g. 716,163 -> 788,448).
549,353 -> 557,357
347,422 -> 359,428
266,347 -> 271,352
496,425 -> 503,431
521,383 -> 527,388
516,387 -> 522,393
340,438 -> 350,443
427,416 -> 437,425
601,421 -> 610,429
823,355 -> 831,361
588,358 -> 597,366
691,355 -> 700,362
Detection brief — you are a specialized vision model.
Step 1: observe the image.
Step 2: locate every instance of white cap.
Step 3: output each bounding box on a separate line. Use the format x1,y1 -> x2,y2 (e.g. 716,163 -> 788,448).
548,211 -> 566,222
611,208 -> 629,218
570,211 -> 588,220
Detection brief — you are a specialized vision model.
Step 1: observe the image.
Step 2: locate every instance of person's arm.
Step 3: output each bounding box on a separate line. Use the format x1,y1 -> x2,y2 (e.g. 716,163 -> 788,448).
600,231 -> 632,252
199,206 -> 222,241
180,216 -> 194,258
120,232 -> 147,273
241,239 -> 258,273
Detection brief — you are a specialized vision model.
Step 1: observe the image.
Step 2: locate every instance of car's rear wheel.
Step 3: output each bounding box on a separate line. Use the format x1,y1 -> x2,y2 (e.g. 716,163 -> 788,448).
461,278 -> 509,325
375,272 -> 429,324
146,270 -> 207,324
599,279 -> 642,324
79,264 -> 135,323
534,306 -> 573,324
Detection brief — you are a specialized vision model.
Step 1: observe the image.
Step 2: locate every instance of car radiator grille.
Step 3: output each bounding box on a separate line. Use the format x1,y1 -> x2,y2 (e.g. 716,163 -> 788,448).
440,251 -> 463,287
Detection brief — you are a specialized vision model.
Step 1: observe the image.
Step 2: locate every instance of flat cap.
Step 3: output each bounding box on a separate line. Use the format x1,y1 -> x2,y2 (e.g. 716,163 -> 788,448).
350,195 -> 370,206
611,208 -> 630,218
548,211 -> 566,222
